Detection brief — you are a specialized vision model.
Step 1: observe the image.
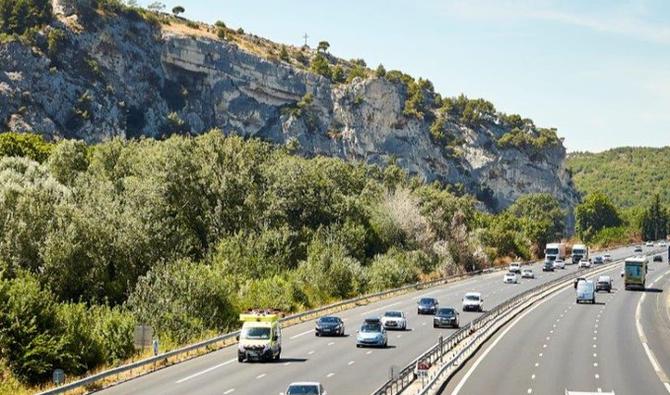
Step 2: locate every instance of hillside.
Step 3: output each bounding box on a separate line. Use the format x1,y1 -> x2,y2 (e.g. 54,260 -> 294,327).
0,0 -> 578,213
567,147 -> 670,209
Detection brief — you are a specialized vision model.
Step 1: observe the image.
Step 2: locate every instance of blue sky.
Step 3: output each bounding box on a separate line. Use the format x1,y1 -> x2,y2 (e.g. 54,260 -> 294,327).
138,0 -> 670,152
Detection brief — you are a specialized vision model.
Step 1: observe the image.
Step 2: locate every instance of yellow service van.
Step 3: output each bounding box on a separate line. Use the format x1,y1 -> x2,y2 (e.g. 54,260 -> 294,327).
237,312 -> 282,362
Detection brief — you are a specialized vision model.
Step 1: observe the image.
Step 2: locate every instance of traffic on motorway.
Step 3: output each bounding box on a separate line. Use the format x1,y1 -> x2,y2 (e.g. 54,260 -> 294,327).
446,243 -> 670,395
94,244 -> 660,395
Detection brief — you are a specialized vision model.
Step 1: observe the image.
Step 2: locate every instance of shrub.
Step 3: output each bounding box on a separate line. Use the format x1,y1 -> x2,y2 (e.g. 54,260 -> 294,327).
375,64 -> 386,78
126,259 -> 239,344
366,249 -> 422,292
310,53 -> 331,79
0,132 -> 53,162
47,28 -> 66,59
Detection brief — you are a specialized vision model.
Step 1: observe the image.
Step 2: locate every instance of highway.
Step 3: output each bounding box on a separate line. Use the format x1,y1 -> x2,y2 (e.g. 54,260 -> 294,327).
98,246 -> 639,395
446,246 -> 670,395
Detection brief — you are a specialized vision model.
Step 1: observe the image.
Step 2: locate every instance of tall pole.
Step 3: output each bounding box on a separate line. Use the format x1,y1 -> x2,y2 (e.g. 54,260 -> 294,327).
303,33 -> 309,47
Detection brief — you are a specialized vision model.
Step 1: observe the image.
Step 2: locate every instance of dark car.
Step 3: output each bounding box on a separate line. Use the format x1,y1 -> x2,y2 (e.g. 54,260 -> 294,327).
417,297 -> 439,314
433,307 -> 459,328
653,254 -> 663,262
315,316 -> 344,337
595,275 -> 612,293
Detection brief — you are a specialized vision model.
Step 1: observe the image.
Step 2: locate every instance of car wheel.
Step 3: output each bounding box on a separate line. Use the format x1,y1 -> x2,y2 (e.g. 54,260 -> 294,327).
275,350 -> 281,361
356,344 -> 361,348
315,332 -> 320,337
238,355 -> 244,363
433,323 -> 437,328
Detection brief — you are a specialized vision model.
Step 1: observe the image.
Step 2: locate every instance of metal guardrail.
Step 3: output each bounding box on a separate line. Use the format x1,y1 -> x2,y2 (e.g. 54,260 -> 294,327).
371,248 -> 664,395
38,268 -> 499,394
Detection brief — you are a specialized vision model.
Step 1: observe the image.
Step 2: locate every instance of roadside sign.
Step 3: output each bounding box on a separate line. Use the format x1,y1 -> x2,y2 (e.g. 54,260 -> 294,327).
416,360 -> 431,377
134,325 -> 153,348
52,369 -> 65,385
152,339 -> 159,356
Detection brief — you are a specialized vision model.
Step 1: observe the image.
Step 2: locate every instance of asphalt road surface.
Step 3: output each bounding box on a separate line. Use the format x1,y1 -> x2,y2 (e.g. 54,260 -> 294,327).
445,246 -> 670,395
98,246 -> 642,395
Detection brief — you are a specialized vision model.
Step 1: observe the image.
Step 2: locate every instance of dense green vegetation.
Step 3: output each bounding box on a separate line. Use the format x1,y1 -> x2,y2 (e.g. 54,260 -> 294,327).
567,147 -> 670,209
0,131 -> 569,387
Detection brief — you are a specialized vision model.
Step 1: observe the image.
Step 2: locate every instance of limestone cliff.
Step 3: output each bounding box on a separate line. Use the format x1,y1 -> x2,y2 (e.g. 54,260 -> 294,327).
0,0 -> 578,215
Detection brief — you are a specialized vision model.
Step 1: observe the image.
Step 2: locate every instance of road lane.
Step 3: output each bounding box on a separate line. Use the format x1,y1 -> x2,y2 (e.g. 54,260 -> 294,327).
445,247 -> 669,395
98,246 -> 635,395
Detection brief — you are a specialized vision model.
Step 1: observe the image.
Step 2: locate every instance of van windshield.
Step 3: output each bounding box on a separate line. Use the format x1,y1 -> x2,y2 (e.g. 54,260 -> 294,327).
241,327 -> 271,340
546,248 -> 559,255
465,295 -> 480,301
573,249 -> 586,255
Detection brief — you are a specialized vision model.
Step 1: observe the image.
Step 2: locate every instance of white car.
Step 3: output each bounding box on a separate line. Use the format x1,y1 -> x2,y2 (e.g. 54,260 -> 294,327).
521,268 -> 535,278
603,253 -> 612,262
285,382 -> 327,395
553,259 -> 566,269
503,272 -> 519,284
593,256 -> 604,264
462,292 -> 484,312
645,241 -> 654,247
659,241 -> 668,247
579,259 -> 591,268
381,310 -> 407,330
508,262 -> 522,273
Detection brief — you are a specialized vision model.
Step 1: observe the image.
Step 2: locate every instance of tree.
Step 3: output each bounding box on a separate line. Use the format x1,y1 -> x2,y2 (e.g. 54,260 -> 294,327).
508,194 -> 565,257
171,5 -> 184,16
640,193 -> 669,241
331,65 -> 345,83
575,191 -> 622,242
317,40 -> 330,53
0,132 -> 53,162
214,20 -> 226,28
217,27 -> 225,40
375,64 -> 386,78
310,53 -> 331,79
146,1 -> 165,12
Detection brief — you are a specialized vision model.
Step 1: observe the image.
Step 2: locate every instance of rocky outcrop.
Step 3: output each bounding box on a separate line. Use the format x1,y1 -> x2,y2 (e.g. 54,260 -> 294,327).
0,3 -> 579,214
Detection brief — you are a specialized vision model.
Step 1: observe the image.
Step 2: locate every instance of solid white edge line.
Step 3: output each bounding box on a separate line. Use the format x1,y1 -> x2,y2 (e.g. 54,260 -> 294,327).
175,358 -> 236,383
450,282 -> 571,395
635,263 -> 670,393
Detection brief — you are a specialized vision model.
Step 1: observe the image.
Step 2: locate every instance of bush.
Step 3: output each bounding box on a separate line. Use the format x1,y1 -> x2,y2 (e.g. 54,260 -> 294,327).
47,28 -> 66,58
126,259 -> 239,345
0,132 -> 53,162
310,53 -> 331,79
366,249 -> 422,292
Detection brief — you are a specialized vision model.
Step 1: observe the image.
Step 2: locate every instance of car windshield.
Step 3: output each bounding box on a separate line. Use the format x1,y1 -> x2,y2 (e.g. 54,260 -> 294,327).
437,308 -> 455,316
384,311 -> 402,317
361,323 -> 381,333
241,327 -> 271,340
287,385 -> 319,395
523,270 -> 531,273
465,295 -> 480,301
419,298 -> 435,305
319,317 -> 339,324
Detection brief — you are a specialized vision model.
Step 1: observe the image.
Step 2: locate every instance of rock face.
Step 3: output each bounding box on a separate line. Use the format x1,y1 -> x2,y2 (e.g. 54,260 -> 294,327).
0,3 -> 579,215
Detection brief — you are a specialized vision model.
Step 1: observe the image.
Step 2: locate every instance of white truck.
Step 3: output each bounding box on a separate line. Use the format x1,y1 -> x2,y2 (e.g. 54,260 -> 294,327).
571,244 -> 589,265
545,242 -> 567,262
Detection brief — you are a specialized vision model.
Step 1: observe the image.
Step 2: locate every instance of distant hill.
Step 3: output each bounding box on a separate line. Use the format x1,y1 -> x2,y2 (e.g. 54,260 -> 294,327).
567,147 -> 670,209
